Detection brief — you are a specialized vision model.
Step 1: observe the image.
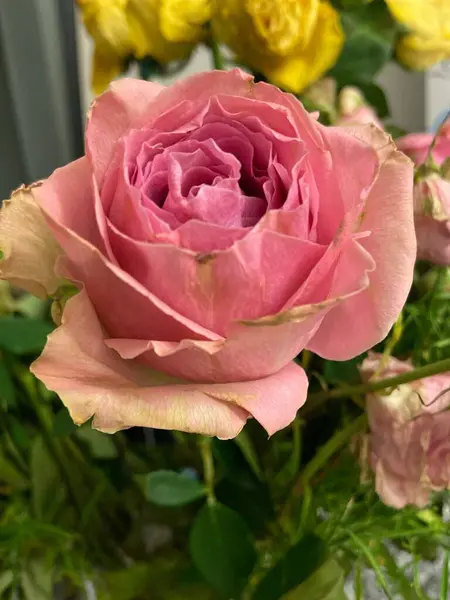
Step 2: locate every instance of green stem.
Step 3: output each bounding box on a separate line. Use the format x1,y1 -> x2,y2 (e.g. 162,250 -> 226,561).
301,414 -> 367,483
207,37 -> 225,70
284,414 -> 367,536
306,357 -> 450,414
199,436 -> 216,504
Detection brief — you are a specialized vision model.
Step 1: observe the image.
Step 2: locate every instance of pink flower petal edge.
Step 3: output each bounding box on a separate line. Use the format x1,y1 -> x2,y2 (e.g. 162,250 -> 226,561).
31,289 -> 308,438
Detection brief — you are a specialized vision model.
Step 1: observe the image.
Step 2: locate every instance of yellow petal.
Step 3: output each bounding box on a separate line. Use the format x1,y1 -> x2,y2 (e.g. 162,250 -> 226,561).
245,0 -> 319,56
92,45 -> 125,95
127,0 -> 194,62
385,0 -> 450,40
0,184 -> 64,298
263,1 -> 344,93
397,33 -> 450,70
78,0 -> 131,53
160,0 -> 212,44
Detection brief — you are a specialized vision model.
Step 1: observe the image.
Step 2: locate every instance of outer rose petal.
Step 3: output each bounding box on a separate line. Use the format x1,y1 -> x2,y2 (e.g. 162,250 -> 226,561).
86,78 -> 164,184
31,290 -> 308,437
374,461 -> 430,509
307,125 -> 416,359
0,184 -> 64,298
105,301 -> 324,383
35,157 -> 109,253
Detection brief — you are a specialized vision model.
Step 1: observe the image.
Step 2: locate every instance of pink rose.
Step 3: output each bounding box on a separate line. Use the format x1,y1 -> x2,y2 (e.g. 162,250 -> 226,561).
414,174 -> 450,265
361,354 -> 450,508
336,87 -> 384,130
0,70 -> 415,438
397,123 -> 450,166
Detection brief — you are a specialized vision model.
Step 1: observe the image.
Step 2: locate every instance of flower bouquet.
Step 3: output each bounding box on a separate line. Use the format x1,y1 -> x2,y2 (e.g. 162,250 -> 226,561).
1,1 -> 450,598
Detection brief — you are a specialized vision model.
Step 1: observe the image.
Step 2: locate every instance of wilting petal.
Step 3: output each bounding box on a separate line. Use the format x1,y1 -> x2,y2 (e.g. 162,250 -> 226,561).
32,290 -> 307,437
0,185 -> 64,297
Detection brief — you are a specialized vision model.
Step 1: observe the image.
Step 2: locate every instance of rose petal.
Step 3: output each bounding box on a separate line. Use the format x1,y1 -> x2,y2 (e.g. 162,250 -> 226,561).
35,157 -> 112,257
107,225 -> 326,335
308,127 -> 415,358
32,290 -> 308,437
0,185 -> 64,297
397,132 -> 450,166
311,123 -> 379,244
415,216 -> 450,265
86,78 -> 164,184
39,205 -> 221,341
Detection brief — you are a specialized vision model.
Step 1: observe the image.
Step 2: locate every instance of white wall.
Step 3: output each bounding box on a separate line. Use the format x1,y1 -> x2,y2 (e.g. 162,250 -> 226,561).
426,62 -> 450,131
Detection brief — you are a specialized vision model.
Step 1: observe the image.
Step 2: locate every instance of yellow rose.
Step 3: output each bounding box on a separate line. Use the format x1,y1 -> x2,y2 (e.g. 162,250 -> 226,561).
385,0 -> 450,39
212,0 -> 344,93
78,0 -> 130,52
78,0 -> 131,95
79,0 -> 211,94
160,0 -> 212,43
385,0 -> 450,69
397,33 -> 450,70
127,0 -> 201,62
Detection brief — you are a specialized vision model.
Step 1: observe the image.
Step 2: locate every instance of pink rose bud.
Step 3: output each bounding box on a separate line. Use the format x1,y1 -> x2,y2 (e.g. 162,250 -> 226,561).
336,86 -> 384,129
397,123 -> 450,167
0,70 -> 416,438
304,77 -> 337,118
413,171 -> 450,265
361,354 -> 450,509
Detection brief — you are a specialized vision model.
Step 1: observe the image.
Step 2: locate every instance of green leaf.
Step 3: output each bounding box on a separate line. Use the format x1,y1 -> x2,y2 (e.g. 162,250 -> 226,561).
21,560 -> 53,600
189,502 -> 256,598
53,407 -> 77,437
323,354 -> 365,385
214,438 -> 274,533
0,451 -> 28,488
330,1 -> 396,85
0,317 -> 54,355
99,563 -> 154,600
7,415 -> 29,452
146,470 -> 206,507
0,359 -> 15,410
76,426 -> 118,459
385,124 -> 408,139
282,559 -> 348,600
253,534 -> 327,600
14,294 -> 48,319
0,571 -> 13,596
31,436 -> 65,520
